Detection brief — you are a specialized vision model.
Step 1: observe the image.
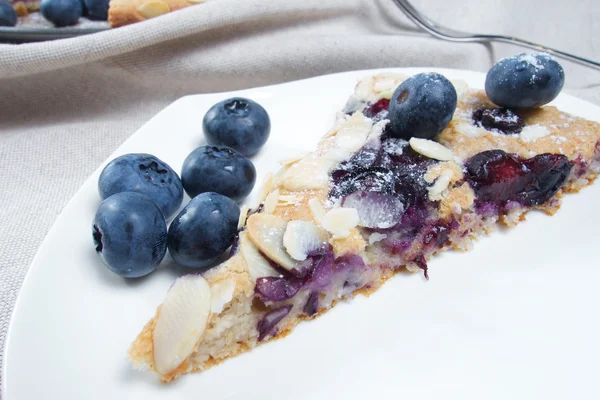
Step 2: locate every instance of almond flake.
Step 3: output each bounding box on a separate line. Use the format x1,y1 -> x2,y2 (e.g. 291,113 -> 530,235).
210,278 -> 236,314
321,208 -> 360,238
409,138 -> 454,161
263,189 -> 280,214
153,275 -> 211,375
335,112 -> 372,153
137,0 -> 170,18
368,232 -> 387,245
283,220 -> 329,261
251,172 -> 274,209
282,157 -> 334,191
451,79 -> 468,102
239,233 -> 279,282
428,169 -> 453,200
308,198 -> 326,223
278,194 -> 298,205
279,152 -> 309,166
246,214 -> 298,271
237,205 -> 250,230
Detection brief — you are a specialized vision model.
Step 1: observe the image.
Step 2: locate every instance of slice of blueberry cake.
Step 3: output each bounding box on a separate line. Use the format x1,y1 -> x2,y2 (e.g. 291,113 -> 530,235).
129,54 -> 600,382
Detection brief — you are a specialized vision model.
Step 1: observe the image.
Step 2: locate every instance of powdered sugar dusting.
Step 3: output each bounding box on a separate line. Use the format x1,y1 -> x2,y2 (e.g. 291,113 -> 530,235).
520,124 -> 551,142
518,53 -> 547,70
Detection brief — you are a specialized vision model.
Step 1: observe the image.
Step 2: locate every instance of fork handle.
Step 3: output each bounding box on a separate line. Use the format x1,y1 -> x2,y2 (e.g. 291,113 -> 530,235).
474,35 -> 600,71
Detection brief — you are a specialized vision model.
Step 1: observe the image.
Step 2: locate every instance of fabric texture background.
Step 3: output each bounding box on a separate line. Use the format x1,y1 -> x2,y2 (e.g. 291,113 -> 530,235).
0,0 -> 598,391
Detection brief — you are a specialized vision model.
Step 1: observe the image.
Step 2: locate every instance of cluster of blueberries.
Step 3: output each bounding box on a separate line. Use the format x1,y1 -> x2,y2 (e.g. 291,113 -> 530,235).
92,51 -> 565,280
93,98 -> 270,278
0,0 -> 109,28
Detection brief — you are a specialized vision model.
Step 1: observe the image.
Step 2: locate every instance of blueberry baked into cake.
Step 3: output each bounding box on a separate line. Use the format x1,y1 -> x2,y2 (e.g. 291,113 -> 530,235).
128,53 -> 600,382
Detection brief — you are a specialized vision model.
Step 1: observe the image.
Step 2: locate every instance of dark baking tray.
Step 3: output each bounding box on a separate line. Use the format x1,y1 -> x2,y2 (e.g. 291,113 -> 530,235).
0,26 -> 109,43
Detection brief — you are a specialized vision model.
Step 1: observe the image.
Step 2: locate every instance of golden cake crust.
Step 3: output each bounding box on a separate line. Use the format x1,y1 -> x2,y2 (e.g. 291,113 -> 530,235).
108,0 -> 204,28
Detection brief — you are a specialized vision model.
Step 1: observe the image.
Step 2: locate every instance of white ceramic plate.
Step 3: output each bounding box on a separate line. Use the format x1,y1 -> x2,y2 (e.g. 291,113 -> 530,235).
4,68 -> 600,400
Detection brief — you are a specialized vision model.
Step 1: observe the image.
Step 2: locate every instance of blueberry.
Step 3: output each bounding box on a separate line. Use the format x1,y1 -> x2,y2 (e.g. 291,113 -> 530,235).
181,145 -> 256,202
83,0 -> 108,20
485,53 -> 565,109
472,108 -> 524,135
465,150 -> 572,206
93,192 -> 167,278
79,0 -> 88,17
203,97 -> 271,156
330,167 -> 395,199
40,0 -> 82,27
388,73 -> 457,140
168,192 -> 240,269
0,1 -> 17,27
98,153 -> 183,219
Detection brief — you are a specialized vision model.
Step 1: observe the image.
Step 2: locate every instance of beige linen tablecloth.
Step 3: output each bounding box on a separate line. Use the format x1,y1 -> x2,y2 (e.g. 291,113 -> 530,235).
0,0 -> 598,391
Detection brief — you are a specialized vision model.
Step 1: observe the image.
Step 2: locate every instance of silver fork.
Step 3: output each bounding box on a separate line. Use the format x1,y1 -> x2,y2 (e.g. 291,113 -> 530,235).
392,0 -> 600,70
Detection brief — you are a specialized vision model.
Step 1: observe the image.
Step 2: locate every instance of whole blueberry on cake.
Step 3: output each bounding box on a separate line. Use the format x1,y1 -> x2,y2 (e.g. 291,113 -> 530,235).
128,55 -> 600,382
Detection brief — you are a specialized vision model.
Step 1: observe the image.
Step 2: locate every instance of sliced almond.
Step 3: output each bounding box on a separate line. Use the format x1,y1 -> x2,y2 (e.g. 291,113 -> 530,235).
308,197 -> 326,223
237,205 -> 250,230
250,172 -> 274,209
321,208 -> 360,239
282,157 -> 335,191
368,232 -> 387,245
239,233 -> 279,282
278,194 -> 298,205
324,111 -> 351,138
279,152 -> 309,166
428,169 -> 454,200
263,189 -> 280,214
409,138 -> 454,161
283,220 -> 329,261
451,79 -> 469,102
153,275 -> 211,375
246,214 -> 298,271
334,112 -> 373,153
210,278 -> 236,314
137,0 -> 170,19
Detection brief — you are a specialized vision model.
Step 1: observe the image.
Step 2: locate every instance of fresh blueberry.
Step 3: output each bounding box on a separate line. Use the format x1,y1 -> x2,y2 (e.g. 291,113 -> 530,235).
83,0 -> 108,20
98,153 -> 183,220
203,97 -> 271,156
485,53 -> 565,108
388,73 -> 457,140
40,0 -> 82,27
93,192 -> 167,278
181,145 -> 256,202
0,1 -> 17,27
168,192 -> 240,269
79,0 -> 88,17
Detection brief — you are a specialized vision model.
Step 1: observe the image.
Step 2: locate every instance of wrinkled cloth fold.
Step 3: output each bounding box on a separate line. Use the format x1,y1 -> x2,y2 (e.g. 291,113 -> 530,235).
0,0 -> 598,392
